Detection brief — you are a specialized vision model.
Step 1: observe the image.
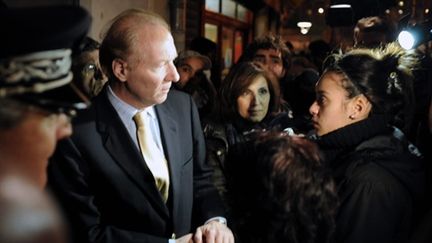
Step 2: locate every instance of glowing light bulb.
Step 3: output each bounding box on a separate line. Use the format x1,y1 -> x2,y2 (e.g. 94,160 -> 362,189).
398,30 -> 415,50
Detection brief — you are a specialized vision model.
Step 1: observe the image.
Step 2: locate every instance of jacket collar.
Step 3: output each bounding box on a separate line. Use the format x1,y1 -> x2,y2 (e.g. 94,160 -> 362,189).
316,114 -> 391,150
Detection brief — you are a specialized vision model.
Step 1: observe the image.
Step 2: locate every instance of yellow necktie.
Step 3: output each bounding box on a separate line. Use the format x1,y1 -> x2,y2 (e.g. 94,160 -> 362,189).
133,111 -> 170,203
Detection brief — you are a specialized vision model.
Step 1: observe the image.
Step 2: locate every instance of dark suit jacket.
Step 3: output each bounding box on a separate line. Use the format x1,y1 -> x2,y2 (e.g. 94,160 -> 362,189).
48,88 -> 225,243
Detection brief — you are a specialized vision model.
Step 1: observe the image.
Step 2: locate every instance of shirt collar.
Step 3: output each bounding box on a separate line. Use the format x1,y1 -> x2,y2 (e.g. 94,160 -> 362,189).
107,85 -> 156,119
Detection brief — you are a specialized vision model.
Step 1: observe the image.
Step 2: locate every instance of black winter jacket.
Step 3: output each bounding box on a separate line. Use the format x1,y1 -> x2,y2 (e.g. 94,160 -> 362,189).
314,115 -> 425,243
203,112 -> 296,205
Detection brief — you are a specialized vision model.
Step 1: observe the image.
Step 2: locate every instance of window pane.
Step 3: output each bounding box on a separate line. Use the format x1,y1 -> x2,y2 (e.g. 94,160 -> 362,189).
221,0 -> 236,18
221,27 -> 234,78
237,4 -> 249,22
204,23 -> 218,44
205,0 -> 220,13
234,31 -> 243,63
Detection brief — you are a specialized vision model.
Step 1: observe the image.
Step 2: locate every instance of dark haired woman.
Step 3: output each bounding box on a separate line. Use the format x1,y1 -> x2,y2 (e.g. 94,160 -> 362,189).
309,42 -> 425,243
203,61 -> 296,204
225,131 -> 337,243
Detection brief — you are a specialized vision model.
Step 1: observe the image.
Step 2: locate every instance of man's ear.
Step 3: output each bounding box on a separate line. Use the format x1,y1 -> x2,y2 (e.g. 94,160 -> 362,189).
349,94 -> 372,120
112,58 -> 128,82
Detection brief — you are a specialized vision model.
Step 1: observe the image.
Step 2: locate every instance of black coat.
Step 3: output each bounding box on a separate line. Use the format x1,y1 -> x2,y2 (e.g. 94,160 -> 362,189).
203,112 -> 296,204
47,87 -> 225,243
315,115 -> 425,243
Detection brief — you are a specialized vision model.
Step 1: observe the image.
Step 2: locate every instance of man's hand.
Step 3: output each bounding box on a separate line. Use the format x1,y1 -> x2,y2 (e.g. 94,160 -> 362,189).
193,220 -> 234,243
176,233 -> 193,243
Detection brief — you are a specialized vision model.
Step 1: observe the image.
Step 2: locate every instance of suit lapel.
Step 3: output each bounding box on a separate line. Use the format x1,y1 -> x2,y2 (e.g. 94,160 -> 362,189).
155,103 -> 181,207
95,93 -> 169,217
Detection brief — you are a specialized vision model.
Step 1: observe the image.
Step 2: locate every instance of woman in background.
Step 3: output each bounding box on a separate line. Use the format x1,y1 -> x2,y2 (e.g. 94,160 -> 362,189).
203,61 -> 296,203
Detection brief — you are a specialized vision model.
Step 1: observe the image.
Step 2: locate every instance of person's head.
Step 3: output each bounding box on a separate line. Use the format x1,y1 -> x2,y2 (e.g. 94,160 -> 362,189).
353,16 -> 395,48
289,56 -> 316,78
310,42 -> 418,136
0,100 -> 73,188
0,5 -> 91,188
308,39 -> 332,73
226,131 -> 337,243
174,50 -> 211,88
289,68 -> 319,118
189,36 -> 218,62
72,37 -> 108,98
99,8 -> 180,109
239,34 -> 291,79
0,175 -> 67,243
285,40 -> 294,53
219,62 -> 277,123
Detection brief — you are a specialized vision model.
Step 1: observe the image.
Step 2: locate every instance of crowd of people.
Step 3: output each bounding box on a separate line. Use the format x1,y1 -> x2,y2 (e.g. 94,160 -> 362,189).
1,3 -> 432,243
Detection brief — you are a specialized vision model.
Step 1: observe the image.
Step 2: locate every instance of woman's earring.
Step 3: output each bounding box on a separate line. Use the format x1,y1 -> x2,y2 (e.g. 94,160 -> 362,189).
349,115 -> 355,120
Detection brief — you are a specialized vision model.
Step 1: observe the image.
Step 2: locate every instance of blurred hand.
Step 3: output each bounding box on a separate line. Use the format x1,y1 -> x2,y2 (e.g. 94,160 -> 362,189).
283,127 -> 305,137
176,233 -> 193,243
193,221 -> 234,243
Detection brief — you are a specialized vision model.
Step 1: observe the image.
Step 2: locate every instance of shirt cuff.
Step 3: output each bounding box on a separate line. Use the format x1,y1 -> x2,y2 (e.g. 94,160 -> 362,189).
204,216 -> 227,225
168,240 -> 175,243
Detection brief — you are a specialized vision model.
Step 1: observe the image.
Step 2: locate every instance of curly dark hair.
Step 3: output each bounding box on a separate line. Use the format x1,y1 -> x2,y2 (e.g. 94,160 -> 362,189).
79,37 -> 100,53
226,131 -> 338,243
322,42 -> 419,131
238,34 -> 292,71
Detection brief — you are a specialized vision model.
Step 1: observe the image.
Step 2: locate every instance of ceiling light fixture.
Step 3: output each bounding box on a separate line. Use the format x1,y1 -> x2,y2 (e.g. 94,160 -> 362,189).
297,21 -> 312,34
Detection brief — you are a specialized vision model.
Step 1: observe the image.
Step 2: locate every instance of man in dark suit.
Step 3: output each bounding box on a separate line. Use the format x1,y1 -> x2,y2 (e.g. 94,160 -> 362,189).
47,8 -> 233,243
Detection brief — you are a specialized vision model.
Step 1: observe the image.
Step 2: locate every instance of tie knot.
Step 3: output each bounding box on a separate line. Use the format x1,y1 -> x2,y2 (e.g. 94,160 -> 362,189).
133,111 -> 146,127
